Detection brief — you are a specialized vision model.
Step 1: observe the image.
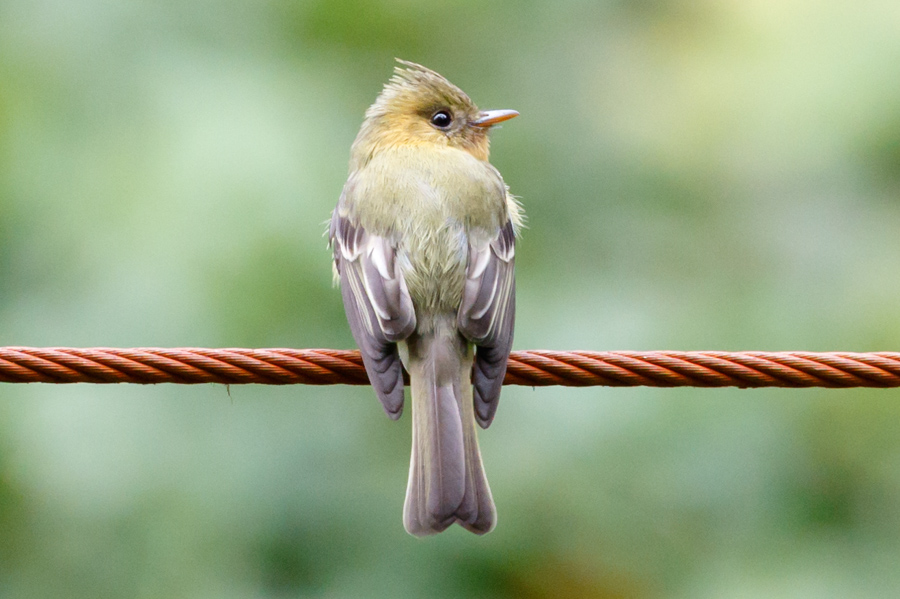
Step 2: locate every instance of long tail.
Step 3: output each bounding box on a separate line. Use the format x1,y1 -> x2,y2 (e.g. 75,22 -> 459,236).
402,328 -> 496,536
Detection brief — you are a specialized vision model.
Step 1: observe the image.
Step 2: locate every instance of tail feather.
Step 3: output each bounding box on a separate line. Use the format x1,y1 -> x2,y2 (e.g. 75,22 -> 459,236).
402,333 -> 496,536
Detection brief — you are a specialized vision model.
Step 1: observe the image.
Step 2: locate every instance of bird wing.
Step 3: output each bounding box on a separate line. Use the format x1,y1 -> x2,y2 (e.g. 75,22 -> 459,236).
330,209 -> 416,419
457,218 -> 516,429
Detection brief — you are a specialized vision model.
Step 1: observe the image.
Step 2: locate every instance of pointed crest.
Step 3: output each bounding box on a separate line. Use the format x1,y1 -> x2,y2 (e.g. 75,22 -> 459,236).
367,59 -> 477,118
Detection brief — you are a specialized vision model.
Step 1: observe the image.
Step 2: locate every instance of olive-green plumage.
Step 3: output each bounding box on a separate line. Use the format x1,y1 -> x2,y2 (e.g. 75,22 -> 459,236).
329,60 -> 522,536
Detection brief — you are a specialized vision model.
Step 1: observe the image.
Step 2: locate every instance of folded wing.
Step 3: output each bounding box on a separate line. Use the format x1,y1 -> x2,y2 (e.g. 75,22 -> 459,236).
457,219 -> 516,429
330,211 -> 416,418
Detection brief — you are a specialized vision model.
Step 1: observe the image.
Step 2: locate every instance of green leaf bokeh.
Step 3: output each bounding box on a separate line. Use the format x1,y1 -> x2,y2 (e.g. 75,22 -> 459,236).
2,0 -> 900,596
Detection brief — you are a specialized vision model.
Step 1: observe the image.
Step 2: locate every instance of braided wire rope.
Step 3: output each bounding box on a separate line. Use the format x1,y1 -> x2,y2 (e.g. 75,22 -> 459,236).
1,347 -> 899,388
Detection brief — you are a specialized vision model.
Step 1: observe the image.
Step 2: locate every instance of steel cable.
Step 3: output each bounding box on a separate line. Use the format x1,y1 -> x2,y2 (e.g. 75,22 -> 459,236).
1,347 -> 899,388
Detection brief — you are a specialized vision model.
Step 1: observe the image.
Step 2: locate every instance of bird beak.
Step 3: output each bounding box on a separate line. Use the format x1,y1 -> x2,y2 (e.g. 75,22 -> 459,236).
472,109 -> 519,128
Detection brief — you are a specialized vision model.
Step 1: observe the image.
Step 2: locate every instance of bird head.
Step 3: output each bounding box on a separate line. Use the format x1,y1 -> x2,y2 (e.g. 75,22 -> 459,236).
350,60 -> 517,167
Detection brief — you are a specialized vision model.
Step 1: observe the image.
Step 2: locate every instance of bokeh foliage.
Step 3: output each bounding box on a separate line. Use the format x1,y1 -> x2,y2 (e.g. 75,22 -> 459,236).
1,0 -> 900,596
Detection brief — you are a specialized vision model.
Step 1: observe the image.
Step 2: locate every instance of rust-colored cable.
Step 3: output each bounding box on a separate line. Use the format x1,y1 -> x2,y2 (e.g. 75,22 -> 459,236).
1,347 -> 899,388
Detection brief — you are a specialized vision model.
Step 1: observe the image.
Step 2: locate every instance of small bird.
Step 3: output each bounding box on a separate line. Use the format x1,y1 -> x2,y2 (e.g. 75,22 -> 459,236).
329,60 -> 522,536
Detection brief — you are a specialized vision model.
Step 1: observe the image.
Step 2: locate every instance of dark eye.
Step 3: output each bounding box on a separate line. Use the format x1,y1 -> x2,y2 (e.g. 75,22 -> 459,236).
430,110 -> 453,129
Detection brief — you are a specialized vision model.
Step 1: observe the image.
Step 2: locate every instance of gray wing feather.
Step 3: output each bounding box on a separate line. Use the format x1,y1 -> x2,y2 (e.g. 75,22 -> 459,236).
330,211 -> 416,419
458,220 -> 516,429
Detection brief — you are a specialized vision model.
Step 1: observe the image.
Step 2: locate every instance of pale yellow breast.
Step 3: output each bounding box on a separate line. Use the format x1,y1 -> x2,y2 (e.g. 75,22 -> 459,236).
348,145 -> 508,315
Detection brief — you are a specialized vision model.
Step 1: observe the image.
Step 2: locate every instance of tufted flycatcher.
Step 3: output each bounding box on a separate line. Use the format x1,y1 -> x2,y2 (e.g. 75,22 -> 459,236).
329,60 -> 522,536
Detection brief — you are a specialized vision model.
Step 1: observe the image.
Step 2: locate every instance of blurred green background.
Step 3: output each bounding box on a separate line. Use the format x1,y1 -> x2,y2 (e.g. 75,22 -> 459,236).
1,0 -> 900,597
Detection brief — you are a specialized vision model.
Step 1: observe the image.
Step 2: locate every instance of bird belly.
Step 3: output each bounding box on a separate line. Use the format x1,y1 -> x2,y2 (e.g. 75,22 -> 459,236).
397,222 -> 467,322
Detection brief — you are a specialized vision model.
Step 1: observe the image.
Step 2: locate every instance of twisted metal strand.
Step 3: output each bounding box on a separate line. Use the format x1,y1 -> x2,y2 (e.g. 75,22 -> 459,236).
1,347 -> 899,388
